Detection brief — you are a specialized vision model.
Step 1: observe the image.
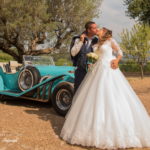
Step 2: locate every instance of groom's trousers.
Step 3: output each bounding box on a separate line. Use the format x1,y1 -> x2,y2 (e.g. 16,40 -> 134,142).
74,67 -> 87,94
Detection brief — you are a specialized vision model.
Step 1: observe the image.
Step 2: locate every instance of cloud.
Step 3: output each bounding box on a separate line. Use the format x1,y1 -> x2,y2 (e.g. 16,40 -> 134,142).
94,0 -> 135,41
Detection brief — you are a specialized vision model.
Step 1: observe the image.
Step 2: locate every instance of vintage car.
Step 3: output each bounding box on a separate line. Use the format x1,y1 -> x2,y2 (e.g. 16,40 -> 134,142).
0,55 -> 75,116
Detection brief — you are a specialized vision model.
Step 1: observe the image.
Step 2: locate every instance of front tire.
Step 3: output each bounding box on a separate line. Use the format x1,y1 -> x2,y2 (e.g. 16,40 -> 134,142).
52,82 -> 74,116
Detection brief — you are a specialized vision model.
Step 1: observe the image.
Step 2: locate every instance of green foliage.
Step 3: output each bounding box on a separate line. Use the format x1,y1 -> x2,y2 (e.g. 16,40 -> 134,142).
0,51 -> 13,62
0,0 -> 102,62
119,63 -> 150,73
0,0 -> 52,62
55,58 -> 72,66
124,0 -> 150,24
0,50 -> 73,66
48,0 -> 101,33
120,24 -> 150,77
120,24 -> 150,64
51,52 -> 72,66
143,62 -> 150,72
120,64 -> 140,72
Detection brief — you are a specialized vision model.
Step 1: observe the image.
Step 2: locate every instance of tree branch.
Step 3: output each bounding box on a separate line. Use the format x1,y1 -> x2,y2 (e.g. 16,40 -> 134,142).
0,44 -> 20,61
25,48 -> 54,55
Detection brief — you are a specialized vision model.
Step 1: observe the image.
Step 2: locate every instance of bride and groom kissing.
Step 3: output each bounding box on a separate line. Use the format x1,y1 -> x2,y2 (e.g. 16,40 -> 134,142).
70,21 -> 122,93
59,21 -> 150,149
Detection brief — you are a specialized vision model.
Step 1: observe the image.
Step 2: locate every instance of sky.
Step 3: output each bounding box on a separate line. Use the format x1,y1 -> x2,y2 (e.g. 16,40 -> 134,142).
94,0 -> 136,41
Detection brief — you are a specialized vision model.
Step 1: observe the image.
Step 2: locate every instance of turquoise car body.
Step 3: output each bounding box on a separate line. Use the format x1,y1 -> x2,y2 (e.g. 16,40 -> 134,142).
0,55 -> 75,115
0,65 -> 75,97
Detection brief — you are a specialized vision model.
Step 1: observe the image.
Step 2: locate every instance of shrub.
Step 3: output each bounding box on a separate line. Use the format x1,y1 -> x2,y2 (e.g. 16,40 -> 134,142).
119,63 -> 150,72
55,58 -> 72,66
0,52 -> 14,62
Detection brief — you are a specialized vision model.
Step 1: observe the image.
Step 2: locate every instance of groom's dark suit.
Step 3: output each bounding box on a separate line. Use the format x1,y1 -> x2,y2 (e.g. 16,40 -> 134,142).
71,36 -> 98,93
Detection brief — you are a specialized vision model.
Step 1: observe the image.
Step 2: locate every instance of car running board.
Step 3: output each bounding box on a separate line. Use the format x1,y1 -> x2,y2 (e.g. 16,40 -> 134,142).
0,75 -> 65,97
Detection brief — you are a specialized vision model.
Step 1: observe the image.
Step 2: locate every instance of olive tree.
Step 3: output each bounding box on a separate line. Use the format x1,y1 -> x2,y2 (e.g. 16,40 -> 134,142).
0,0 -> 102,62
120,24 -> 150,78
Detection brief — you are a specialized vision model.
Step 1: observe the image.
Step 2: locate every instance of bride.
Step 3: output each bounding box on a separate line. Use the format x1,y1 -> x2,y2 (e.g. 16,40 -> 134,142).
60,27 -> 150,149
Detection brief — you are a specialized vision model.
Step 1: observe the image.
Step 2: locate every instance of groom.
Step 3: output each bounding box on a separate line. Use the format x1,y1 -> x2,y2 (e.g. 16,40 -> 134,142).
70,21 -> 99,93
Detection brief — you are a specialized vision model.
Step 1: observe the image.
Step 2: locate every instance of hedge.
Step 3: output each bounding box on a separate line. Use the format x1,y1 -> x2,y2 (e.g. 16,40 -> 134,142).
119,63 -> 150,72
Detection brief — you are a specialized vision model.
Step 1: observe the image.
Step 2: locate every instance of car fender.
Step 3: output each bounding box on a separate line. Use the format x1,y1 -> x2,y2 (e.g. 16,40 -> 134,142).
51,75 -> 74,93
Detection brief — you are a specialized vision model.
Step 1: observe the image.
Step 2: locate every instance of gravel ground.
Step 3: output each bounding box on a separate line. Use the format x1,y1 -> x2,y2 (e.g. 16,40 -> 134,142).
0,77 -> 150,150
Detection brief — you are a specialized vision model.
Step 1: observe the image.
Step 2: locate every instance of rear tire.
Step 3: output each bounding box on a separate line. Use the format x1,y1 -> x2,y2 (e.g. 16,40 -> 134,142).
52,82 -> 74,116
18,66 -> 41,93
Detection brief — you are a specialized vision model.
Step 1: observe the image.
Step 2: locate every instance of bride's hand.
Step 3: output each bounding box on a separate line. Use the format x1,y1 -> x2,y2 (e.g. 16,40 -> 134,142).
111,59 -> 119,69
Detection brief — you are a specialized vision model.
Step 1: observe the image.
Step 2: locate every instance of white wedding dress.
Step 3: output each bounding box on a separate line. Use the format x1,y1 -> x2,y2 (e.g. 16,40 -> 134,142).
60,38 -> 150,149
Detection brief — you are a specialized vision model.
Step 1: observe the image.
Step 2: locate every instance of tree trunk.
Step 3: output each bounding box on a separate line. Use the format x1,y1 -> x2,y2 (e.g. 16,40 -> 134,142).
140,64 -> 144,79
14,56 -> 23,63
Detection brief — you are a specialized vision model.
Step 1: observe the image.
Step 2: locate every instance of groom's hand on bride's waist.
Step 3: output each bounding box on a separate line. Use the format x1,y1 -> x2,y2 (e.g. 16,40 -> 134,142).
111,59 -> 119,69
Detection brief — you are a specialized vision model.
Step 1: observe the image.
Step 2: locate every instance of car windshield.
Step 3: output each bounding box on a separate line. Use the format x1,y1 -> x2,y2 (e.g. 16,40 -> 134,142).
23,55 -> 55,66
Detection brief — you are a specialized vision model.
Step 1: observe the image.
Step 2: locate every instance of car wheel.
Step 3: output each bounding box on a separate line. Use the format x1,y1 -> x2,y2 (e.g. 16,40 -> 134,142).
52,82 -> 74,116
18,66 -> 41,91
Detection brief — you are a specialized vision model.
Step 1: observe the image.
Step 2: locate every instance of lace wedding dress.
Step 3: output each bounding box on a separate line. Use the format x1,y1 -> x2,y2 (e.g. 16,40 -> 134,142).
60,38 -> 150,149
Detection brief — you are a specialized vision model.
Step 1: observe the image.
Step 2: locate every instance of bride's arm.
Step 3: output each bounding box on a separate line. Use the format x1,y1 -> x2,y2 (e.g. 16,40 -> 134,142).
110,38 -> 123,69
111,38 -> 123,62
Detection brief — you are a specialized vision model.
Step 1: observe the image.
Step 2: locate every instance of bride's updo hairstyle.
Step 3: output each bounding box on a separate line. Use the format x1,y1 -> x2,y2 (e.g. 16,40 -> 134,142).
99,27 -> 112,46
